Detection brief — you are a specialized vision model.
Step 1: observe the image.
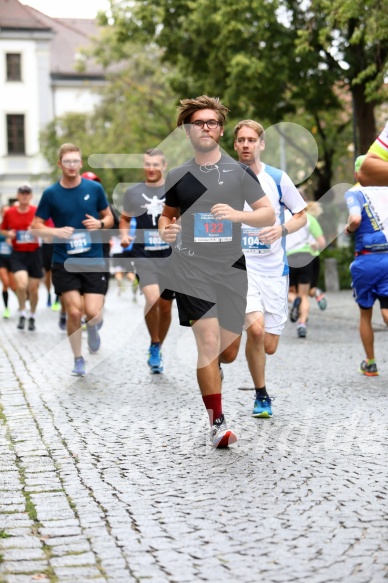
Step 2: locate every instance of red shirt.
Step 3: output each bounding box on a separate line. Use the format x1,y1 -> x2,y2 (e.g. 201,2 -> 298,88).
1,206 -> 40,252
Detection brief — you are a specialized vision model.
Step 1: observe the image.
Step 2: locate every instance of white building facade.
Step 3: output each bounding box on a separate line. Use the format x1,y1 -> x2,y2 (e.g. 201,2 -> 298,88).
0,0 -> 105,204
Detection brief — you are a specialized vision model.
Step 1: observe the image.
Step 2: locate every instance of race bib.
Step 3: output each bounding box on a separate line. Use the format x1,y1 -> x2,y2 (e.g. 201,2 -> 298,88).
144,230 -> 169,251
66,231 -> 92,255
193,213 -> 233,243
362,187 -> 388,249
16,230 -> 37,244
241,227 -> 271,254
0,241 -> 12,256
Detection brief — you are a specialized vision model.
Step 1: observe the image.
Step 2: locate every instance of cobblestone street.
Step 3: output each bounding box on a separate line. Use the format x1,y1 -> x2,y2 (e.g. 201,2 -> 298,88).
1,284 -> 387,583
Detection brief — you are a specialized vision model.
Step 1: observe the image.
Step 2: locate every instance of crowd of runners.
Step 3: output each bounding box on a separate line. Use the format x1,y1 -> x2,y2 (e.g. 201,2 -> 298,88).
1,96 -> 387,448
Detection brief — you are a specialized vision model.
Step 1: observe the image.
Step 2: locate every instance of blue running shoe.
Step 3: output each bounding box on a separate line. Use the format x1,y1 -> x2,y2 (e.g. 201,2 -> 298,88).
252,395 -> 273,418
87,323 -> 101,353
290,296 -> 301,322
59,312 -> 67,331
314,288 -> 327,310
71,356 -> 85,377
148,343 -> 163,373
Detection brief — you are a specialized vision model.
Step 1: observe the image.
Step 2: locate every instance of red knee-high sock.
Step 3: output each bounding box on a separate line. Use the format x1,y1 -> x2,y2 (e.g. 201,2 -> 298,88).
202,393 -> 223,425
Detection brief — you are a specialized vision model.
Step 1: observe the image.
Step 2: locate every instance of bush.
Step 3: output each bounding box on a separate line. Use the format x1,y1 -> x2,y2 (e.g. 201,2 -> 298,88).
317,245 -> 354,290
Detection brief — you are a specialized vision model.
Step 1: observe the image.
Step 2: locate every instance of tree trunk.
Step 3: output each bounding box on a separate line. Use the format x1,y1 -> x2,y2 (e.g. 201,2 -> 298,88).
352,85 -> 376,155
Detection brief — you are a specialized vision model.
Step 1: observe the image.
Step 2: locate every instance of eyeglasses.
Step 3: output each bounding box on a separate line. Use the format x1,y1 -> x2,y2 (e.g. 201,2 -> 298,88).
191,120 -> 220,130
61,159 -> 82,168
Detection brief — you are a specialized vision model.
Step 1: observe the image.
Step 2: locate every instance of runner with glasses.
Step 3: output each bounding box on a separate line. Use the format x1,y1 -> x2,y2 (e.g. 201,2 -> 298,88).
159,95 -> 275,448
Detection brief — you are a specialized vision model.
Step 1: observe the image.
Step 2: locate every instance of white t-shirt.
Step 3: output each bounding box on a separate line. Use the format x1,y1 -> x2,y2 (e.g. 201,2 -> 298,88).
243,163 -> 306,276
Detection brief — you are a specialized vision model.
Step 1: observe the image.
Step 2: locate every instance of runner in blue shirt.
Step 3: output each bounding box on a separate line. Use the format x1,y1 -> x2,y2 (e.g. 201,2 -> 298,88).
32,143 -> 113,377
345,155 -> 388,376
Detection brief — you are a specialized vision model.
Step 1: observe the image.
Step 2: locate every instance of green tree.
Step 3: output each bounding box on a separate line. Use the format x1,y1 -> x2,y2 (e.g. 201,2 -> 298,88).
40,30 -> 177,196
294,0 -> 388,153
102,0 -> 388,196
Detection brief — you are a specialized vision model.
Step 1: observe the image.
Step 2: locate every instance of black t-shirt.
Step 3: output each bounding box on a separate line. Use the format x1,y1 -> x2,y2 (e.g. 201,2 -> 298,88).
123,182 -> 170,258
164,154 -> 265,262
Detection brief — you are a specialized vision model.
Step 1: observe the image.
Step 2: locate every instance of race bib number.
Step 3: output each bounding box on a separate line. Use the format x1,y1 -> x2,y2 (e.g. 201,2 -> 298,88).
194,213 -> 233,242
0,241 -> 12,255
144,230 -> 169,251
241,227 -> 271,254
16,230 -> 37,244
66,231 -> 92,255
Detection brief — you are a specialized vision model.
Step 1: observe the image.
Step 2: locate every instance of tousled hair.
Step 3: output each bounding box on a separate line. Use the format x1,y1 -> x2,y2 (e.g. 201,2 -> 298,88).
233,120 -> 265,140
177,95 -> 229,127
58,143 -> 81,160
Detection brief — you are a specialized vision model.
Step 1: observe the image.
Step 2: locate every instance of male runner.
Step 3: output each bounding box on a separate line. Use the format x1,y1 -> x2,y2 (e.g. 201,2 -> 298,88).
234,119 -> 306,417
159,96 -> 275,448
345,155 -> 388,376
1,184 -> 42,331
0,208 -> 16,319
120,149 -> 174,374
32,143 -> 113,376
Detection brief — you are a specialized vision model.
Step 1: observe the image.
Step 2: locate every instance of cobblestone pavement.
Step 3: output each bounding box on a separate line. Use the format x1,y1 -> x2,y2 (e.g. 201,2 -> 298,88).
0,283 -> 387,583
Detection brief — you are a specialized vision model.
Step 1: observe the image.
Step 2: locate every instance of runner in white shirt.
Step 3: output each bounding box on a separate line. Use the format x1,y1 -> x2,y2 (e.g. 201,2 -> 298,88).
234,120 -> 307,418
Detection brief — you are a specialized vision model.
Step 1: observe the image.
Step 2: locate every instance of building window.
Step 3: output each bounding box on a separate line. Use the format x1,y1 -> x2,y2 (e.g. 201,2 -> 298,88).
7,115 -> 25,154
6,53 -> 21,81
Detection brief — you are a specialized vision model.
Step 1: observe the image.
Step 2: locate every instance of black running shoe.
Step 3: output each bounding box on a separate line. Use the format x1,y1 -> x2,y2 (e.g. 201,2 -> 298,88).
17,316 -> 26,330
28,317 -> 36,331
290,297 -> 301,322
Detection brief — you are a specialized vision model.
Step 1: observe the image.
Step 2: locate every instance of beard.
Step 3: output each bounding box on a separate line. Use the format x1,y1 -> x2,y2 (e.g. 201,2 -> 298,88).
191,135 -> 220,153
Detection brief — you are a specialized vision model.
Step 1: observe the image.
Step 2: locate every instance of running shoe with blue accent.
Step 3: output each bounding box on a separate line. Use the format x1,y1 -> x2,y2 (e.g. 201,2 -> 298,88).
314,288 -> 327,310
87,323 -> 101,353
71,356 -> 85,377
59,312 -> 67,331
252,395 -> 273,418
148,343 -> 163,373
290,296 -> 301,322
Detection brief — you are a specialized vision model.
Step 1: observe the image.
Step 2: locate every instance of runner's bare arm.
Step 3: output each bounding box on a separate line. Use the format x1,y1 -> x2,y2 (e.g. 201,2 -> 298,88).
31,216 -> 74,239
211,195 -> 275,227
358,153 -> 388,186
159,205 -> 181,243
259,209 -> 307,244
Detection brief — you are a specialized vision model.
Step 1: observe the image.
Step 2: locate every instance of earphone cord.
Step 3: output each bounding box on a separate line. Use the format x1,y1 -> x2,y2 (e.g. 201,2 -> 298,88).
199,163 -> 223,185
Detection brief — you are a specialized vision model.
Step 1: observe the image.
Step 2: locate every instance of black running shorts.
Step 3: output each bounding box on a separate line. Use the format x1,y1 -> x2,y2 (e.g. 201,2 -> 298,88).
10,249 -> 43,279
52,263 -> 107,295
